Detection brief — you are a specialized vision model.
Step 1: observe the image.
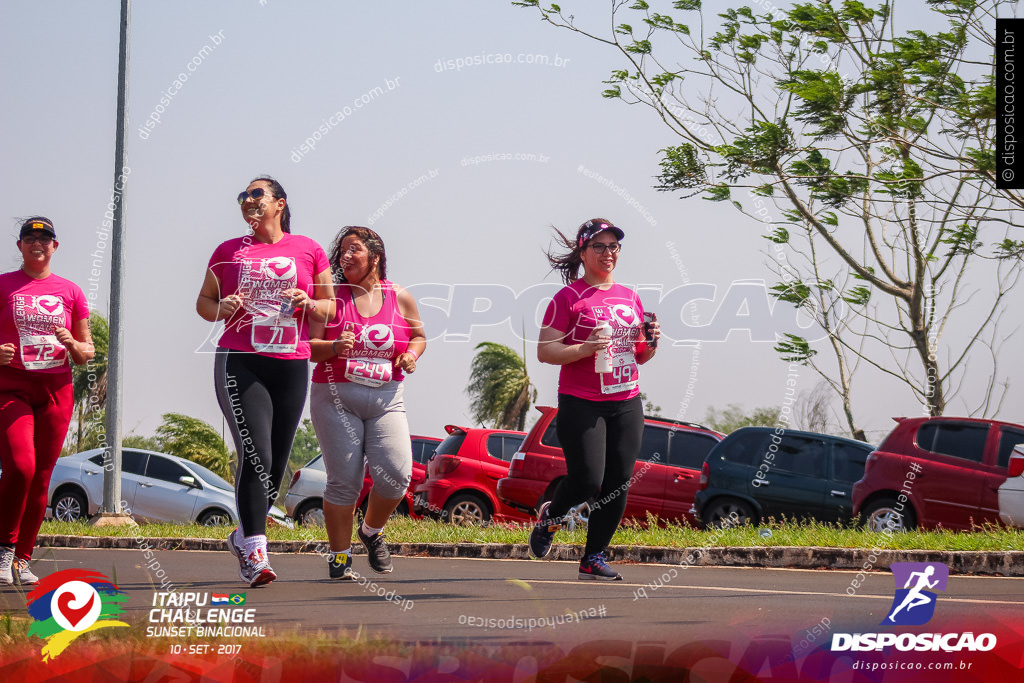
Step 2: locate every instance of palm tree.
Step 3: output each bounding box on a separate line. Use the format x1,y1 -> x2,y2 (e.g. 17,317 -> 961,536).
155,413 -> 231,479
466,341 -> 537,432
66,313 -> 109,453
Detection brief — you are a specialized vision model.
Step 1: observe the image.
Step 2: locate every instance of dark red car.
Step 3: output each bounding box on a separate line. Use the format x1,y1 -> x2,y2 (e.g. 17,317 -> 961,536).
497,406 -> 724,525
852,416 -> 1024,531
413,425 -> 529,525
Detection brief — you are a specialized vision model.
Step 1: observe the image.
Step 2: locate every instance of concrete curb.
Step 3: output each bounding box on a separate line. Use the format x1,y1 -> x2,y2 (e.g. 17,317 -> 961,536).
35,535 -> 1024,576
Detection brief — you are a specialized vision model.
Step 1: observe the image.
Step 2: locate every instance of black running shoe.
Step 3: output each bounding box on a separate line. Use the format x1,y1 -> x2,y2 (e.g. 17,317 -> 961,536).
529,501 -> 561,559
357,527 -> 393,574
578,551 -> 622,581
328,552 -> 355,580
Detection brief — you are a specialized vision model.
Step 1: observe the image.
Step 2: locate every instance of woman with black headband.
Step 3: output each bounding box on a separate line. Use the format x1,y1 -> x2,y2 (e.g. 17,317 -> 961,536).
0,217 -> 93,586
531,218 -> 660,580
197,176 -> 334,587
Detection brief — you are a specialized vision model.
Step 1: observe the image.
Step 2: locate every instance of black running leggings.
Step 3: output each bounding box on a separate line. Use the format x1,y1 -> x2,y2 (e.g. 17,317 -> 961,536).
548,393 -> 644,556
215,349 -> 308,537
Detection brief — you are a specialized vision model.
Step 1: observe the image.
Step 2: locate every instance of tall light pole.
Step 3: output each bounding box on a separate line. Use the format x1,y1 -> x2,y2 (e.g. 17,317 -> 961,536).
94,0 -> 134,526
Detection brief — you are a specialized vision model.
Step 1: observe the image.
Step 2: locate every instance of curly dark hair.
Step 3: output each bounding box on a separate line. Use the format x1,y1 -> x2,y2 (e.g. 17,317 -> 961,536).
328,226 -> 386,283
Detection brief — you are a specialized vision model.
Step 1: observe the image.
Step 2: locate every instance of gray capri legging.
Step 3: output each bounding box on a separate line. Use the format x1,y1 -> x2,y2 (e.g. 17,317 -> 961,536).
310,380 -> 413,506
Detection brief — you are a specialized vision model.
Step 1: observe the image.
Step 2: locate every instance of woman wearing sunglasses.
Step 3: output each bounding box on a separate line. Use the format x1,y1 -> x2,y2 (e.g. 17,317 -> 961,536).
197,176 -> 334,587
530,218 -> 659,580
307,226 -> 425,580
0,217 -> 93,586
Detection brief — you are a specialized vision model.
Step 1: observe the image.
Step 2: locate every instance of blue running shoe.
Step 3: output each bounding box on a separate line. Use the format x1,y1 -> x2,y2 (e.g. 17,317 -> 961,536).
578,551 -> 622,581
529,501 -> 561,559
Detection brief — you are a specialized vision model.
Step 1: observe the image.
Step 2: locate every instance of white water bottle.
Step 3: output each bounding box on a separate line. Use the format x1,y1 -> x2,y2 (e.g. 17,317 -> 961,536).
594,321 -> 613,373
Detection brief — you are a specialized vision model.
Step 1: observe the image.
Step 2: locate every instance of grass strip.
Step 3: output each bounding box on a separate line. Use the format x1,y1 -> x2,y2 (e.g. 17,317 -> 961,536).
37,516 -> 1024,552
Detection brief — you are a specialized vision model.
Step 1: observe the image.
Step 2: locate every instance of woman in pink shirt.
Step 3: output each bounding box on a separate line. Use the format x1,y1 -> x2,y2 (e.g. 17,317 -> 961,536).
308,226 -> 425,580
0,217 -> 94,586
197,177 -> 334,587
531,218 -> 660,580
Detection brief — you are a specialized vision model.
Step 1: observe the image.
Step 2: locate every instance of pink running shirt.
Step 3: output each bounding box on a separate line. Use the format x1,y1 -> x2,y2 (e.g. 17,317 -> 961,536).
207,233 -> 330,359
542,280 -> 648,401
0,270 -> 89,375
312,280 -> 412,385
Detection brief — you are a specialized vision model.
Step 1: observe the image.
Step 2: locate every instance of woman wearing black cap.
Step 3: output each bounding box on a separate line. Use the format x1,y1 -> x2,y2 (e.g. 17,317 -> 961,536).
0,217 -> 93,586
531,218 -> 660,580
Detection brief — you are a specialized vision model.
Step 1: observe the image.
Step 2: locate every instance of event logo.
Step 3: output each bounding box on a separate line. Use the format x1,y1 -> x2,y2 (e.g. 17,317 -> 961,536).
26,569 -> 129,661
361,323 -> 394,351
34,295 -> 64,317
609,304 -> 637,327
262,256 -> 296,281
831,562 -> 993,653
884,562 -> 948,626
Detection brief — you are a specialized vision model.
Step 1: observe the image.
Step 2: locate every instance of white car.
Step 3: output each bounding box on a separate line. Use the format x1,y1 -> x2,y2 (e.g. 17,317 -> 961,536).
285,436 -> 441,526
48,448 -> 290,527
998,444 -> 1024,527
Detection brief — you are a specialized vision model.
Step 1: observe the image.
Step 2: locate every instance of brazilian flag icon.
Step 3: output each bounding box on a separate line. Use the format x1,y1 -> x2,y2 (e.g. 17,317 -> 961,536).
229,593 -> 246,605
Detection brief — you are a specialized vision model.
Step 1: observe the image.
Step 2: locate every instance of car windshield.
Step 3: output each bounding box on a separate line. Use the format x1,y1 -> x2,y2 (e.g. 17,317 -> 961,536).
187,461 -> 234,491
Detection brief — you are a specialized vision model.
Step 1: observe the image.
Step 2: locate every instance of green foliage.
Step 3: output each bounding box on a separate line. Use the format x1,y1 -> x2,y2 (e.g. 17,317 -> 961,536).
655,144 -> 708,191
466,342 -> 537,432
154,413 -> 231,479
289,418 -> 320,474
638,392 -> 663,417
704,403 -> 782,434
775,334 -> 818,364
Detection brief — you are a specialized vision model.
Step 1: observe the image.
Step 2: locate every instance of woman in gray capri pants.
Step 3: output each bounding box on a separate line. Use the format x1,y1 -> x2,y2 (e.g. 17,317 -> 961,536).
308,226 -> 426,579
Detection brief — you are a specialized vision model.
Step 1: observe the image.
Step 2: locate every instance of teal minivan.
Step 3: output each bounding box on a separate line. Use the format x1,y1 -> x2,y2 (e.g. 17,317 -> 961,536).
693,427 -> 874,528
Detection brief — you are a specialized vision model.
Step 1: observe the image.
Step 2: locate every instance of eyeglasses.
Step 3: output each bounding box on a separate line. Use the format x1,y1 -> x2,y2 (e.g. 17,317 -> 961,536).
237,188 -> 273,205
21,235 -> 53,245
587,242 -> 621,254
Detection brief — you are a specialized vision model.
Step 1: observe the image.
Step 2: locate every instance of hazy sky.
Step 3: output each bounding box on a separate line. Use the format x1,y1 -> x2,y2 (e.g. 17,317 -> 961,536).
1,1 -> 1019,447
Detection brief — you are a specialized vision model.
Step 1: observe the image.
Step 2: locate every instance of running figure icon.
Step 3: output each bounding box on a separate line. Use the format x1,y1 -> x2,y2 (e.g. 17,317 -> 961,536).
887,565 -> 939,623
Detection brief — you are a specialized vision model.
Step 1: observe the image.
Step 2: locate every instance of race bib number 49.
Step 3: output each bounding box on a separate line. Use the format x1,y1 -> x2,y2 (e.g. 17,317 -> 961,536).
599,353 -> 638,395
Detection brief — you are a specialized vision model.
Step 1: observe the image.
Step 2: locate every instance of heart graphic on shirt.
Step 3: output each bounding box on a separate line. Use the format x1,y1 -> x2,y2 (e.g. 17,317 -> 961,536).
51,581 -> 101,632
263,257 -> 296,281
35,295 -> 64,317
609,304 -> 637,327
361,324 -> 394,351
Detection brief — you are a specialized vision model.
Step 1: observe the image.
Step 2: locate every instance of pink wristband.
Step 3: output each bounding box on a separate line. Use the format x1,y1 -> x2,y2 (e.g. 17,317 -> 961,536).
407,349 -> 419,360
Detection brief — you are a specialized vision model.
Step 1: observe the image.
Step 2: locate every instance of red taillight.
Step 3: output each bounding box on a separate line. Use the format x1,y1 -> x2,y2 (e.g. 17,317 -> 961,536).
699,462 -> 709,490
435,456 -> 461,476
508,453 -> 525,476
290,470 -> 301,487
1009,457 -> 1024,478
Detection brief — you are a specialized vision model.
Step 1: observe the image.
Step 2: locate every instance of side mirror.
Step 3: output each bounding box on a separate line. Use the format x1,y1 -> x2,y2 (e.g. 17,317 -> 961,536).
179,476 -> 200,489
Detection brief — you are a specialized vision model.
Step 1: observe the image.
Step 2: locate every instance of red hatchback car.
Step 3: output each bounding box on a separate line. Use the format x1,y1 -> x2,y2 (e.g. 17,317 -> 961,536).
497,406 -> 724,525
852,416 -> 1024,531
413,426 -> 530,525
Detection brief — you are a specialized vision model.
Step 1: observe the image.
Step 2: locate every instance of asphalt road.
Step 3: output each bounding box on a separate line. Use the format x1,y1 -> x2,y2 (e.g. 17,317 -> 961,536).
3,546 -> 1023,650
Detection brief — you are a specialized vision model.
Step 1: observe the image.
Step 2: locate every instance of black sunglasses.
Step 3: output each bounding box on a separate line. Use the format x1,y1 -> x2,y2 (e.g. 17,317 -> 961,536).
237,188 -> 273,205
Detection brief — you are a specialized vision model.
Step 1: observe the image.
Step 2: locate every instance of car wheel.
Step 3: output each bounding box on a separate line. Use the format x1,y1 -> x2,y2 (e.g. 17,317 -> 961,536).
444,493 -> 492,526
198,509 -> 232,526
863,498 -> 917,532
297,500 -> 326,526
53,488 -> 88,522
703,497 -> 755,529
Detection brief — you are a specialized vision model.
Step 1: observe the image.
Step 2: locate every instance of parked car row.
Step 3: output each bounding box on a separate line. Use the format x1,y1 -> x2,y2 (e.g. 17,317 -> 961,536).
63,411 -> 1020,534
492,407 -> 1024,534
